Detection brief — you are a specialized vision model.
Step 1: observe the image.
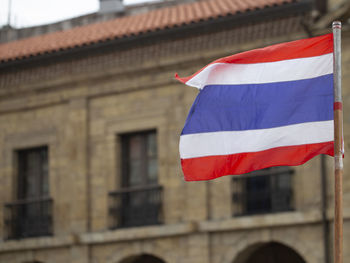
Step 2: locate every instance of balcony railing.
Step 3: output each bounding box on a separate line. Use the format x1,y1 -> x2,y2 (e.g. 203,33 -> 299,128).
109,185 -> 163,229
232,167 -> 294,216
4,197 -> 53,239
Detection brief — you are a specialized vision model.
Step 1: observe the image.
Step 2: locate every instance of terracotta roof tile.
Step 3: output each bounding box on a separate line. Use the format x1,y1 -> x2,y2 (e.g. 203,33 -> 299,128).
0,0 -> 295,63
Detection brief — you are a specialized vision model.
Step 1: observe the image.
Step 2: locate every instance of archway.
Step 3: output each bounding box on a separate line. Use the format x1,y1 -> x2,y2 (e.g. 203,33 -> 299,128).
120,254 -> 166,263
234,242 -> 306,263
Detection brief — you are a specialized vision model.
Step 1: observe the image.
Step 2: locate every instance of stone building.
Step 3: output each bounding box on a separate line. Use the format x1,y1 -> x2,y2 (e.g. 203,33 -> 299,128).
0,0 -> 349,262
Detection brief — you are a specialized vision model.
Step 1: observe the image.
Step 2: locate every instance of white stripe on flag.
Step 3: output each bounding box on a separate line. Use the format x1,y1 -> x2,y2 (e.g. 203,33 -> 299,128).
180,120 -> 334,159
186,53 -> 333,89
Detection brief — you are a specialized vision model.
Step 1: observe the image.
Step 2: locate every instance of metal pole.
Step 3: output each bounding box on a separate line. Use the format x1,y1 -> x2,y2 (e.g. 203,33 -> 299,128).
321,155 -> 330,263
332,21 -> 343,263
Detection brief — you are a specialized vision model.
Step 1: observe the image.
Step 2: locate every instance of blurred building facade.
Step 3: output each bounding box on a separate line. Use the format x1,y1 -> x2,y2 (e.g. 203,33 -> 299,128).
0,0 -> 349,262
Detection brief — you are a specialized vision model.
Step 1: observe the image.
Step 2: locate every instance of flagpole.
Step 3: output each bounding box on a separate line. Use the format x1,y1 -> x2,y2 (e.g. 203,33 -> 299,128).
332,21 -> 343,263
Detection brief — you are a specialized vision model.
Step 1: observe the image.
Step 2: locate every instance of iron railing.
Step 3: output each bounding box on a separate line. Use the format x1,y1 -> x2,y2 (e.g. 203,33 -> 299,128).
232,167 -> 294,216
109,185 -> 163,228
4,197 -> 53,239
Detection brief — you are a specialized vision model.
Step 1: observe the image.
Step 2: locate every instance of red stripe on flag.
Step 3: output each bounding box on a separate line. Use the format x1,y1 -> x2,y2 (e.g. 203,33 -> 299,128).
175,72 -> 188,84
216,34 -> 333,64
181,142 -> 334,181
175,34 -> 333,84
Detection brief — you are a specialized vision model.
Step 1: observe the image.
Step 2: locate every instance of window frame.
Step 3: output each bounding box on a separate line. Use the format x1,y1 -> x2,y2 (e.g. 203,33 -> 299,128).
120,130 -> 158,188
16,146 -> 49,200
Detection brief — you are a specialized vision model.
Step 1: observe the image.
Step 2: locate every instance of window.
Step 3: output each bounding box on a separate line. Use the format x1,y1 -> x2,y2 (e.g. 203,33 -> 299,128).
5,146 -> 53,239
121,131 -> 158,187
232,167 -> 294,216
17,146 -> 49,200
109,130 -> 162,228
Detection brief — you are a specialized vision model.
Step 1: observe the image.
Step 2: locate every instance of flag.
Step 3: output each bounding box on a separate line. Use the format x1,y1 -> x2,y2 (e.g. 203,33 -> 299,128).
176,34 -> 334,181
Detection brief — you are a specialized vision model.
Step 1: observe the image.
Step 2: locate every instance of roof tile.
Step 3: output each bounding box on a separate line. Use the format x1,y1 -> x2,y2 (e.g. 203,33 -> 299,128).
0,0 -> 294,63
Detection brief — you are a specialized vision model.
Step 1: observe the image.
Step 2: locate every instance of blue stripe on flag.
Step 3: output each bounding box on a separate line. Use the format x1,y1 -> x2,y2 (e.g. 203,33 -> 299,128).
181,74 -> 334,135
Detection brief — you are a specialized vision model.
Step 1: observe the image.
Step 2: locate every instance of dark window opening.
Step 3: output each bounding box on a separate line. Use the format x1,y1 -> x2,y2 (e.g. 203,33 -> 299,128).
244,242 -> 306,263
121,130 -> 158,187
5,146 -> 53,239
109,131 -> 162,228
232,167 -> 294,216
120,254 -> 166,263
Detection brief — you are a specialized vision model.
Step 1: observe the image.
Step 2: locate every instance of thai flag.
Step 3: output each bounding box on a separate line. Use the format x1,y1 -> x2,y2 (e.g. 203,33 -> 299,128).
176,34 -> 334,181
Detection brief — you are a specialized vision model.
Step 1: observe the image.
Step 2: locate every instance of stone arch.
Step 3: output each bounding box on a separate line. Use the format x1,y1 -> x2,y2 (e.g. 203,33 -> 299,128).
233,242 -> 306,263
221,232 -> 318,263
108,250 -> 172,263
118,253 -> 166,263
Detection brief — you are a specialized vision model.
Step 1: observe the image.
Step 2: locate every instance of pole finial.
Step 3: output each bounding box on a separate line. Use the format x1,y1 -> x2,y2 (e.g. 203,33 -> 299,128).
333,21 -> 342,29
